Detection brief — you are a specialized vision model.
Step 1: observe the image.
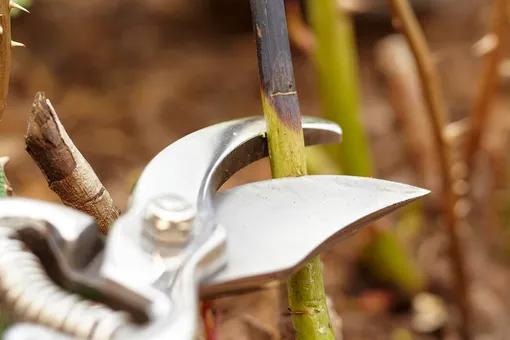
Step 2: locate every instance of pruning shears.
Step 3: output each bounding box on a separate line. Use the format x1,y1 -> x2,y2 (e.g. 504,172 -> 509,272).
0,116 -> 428,340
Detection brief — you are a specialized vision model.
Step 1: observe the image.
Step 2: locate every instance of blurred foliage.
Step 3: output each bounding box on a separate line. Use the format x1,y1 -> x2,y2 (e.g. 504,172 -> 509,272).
360,230 -> 425,296
306,0 -> 372,177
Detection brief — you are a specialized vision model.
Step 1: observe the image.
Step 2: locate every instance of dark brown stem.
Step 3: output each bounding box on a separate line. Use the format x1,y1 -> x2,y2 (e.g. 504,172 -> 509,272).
249,1 -> 334,339
384,0 -> 472,338
25,92 -> 120,235
250,0 -> 304,141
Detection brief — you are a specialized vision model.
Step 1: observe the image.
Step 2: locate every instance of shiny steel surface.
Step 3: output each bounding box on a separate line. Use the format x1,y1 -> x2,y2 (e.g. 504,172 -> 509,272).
102,116 -> 342,288
99,116 -> 343,340
142,194 -> 196,246
203,175 -> 429,297
0,218 -> 129,340
0,116 -> 430,340
128,116 -> 342,214
3,324 -> 75,340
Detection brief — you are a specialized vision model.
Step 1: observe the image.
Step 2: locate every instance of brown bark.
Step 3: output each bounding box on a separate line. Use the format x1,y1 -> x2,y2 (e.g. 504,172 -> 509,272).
25,92 -> 120,234
0,0 -> 12,120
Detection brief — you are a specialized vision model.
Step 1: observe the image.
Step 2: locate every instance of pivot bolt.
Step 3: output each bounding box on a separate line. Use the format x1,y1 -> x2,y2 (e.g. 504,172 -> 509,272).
143,194 -> 196,245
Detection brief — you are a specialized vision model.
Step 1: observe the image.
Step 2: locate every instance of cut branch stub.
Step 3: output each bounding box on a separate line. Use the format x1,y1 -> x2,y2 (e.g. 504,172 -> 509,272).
25,92 -> 120,234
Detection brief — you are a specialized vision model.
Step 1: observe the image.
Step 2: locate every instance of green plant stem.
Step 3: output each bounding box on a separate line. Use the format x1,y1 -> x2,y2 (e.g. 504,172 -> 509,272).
249,1 -> 334,339
306,0 -> 371,177
305,146 -> 342,175
305,0 -> 425,296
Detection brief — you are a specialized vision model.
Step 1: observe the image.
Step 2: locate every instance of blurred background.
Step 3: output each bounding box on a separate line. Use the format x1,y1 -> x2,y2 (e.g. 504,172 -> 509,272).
0,0 -> 509,339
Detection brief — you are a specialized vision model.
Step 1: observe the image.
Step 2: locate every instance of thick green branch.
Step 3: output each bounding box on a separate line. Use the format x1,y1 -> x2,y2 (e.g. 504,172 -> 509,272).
306,0 -> 425,297
249,1 -> 334,339
306,0 -> 372,177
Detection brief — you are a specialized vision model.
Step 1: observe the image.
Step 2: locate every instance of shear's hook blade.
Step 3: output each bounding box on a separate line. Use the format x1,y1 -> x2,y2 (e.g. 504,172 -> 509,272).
201,175 -> 429,297
127,116 -> 342,214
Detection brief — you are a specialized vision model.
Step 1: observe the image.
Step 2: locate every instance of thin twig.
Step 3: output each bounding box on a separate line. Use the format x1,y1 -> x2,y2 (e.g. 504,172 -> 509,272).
25,92 -> 120,235
199,300 -> 218,340
384,0 -> 472,338
242,314 -> 277,340
249,1 -> 334,339
285,0 -> 316,54
463,0 -> 509,177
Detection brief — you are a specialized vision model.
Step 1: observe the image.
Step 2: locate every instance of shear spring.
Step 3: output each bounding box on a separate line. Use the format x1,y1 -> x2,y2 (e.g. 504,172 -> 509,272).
0,227 -> 131,340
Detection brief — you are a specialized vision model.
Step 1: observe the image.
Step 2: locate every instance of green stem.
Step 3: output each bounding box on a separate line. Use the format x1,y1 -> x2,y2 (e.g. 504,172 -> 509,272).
306,0 -> 372,177
249,1 -> 334,339
305,0 -> 425,296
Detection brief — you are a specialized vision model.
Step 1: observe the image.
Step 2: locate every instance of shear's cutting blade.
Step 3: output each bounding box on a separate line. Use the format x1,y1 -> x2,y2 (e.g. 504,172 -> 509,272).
201,175 -> 429,297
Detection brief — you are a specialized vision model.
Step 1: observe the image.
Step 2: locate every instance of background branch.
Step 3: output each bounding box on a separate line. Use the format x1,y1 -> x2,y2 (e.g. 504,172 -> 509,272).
374,34 -> 438,191
384,0 -> 472,338
463,0 -> 509,177
25,92 -> 120,234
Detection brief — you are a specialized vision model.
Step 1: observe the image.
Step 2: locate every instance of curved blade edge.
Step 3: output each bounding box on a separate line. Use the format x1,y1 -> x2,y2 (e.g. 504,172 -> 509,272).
201,175 -> 429,297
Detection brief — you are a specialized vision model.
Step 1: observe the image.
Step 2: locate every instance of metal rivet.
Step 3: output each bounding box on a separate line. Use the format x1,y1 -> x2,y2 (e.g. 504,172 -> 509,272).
143,194 -> 196,246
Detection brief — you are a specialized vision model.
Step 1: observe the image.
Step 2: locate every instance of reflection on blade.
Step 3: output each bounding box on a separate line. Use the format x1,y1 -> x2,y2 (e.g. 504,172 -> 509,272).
201,175 -> 429,297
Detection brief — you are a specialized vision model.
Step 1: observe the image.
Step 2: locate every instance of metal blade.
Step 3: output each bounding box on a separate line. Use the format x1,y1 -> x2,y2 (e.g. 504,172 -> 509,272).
127,116 -> 342,215
201,175 -> 429,298
98,117 -> 342,340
